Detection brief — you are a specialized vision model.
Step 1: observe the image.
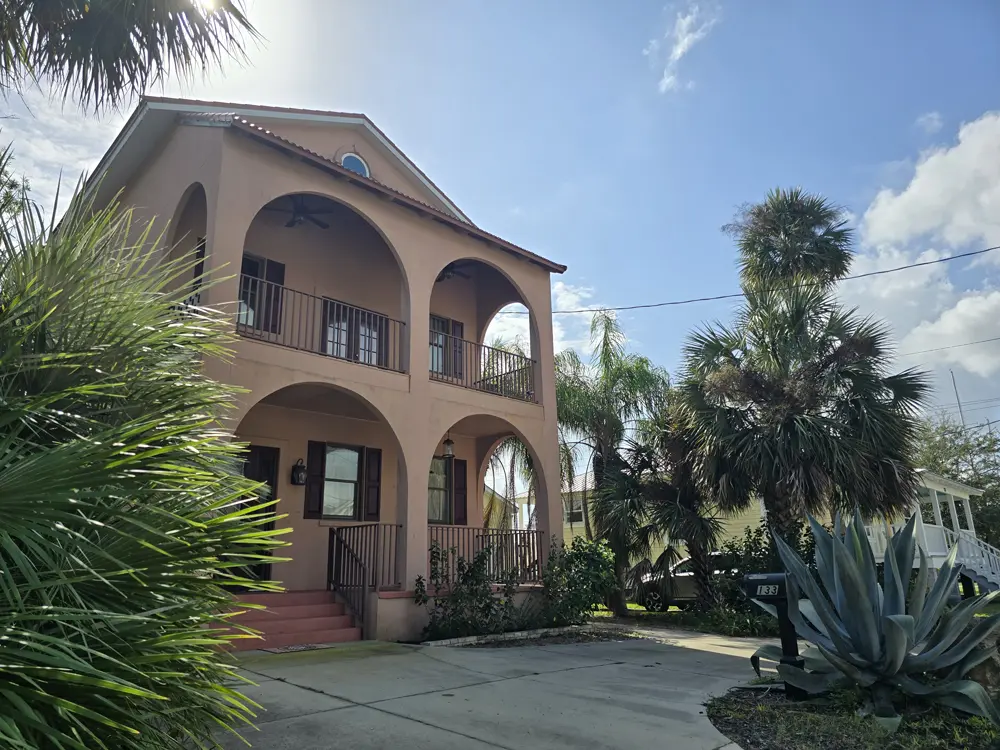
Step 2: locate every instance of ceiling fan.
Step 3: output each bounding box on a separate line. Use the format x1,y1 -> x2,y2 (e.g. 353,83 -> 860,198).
436,261 -> 476,282
262,195 -> 335,229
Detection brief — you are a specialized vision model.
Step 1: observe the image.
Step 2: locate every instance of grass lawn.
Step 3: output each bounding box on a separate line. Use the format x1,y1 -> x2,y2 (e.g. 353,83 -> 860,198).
707,685 -> 999,750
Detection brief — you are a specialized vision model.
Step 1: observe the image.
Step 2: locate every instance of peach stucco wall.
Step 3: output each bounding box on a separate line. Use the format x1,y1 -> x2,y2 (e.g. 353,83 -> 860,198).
107,117 -> 564,632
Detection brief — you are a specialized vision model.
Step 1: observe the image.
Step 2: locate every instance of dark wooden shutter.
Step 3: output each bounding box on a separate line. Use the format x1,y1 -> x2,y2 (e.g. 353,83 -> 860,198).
262,260 -> 285,334
452,458 -> 468,526
362,447 -> 382,521
304,440 -> 326,519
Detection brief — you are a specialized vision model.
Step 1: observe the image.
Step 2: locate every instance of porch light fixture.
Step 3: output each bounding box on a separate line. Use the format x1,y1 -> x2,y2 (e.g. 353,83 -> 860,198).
442,433 -> 455,459
290,459 -> 308,486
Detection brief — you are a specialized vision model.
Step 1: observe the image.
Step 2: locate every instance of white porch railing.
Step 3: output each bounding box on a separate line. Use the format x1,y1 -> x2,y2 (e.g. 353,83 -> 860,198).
865,518 -> 1000,589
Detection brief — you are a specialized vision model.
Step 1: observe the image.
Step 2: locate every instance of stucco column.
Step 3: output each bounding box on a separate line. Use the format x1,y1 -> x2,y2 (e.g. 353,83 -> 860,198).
398,434 -> 430,590
200,175 -> 246,317
963,497 -> 977,536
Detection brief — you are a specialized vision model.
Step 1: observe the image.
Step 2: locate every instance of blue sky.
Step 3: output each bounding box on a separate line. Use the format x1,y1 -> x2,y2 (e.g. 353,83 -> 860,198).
6,0 -> 1000,423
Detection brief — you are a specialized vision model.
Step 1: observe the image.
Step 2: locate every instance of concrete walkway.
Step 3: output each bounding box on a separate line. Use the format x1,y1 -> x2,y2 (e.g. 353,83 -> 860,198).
224,633 -> 751,750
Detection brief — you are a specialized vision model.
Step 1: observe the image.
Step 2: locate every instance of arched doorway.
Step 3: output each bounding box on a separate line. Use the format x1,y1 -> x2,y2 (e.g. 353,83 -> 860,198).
425,414 -> 549,584
166,183 -> 207,304
234,382 -> 408,593
239,193 -> 409,372
429,258 -> 539,402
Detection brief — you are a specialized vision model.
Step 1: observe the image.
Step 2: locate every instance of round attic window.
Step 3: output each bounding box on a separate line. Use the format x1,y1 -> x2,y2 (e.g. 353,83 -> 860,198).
341,153 -> 370,177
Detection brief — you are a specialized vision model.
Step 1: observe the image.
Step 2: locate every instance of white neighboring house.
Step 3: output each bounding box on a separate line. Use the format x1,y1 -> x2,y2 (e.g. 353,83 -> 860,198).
867,469 -> 999,591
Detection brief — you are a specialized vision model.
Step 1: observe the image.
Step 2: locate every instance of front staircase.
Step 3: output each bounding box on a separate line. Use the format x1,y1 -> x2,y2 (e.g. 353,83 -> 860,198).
227,590 -> 362,651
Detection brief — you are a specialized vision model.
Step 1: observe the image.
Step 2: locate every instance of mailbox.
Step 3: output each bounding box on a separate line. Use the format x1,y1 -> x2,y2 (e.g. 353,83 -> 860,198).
743,573 -> 787,601
743,571 -> 805,699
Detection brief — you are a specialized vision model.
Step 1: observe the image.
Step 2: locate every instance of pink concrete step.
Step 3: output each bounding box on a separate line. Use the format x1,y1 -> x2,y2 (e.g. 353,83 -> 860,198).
232,627 -> 362,651
236,590 -> 334,607
257,615 -> 354,635
233,602 -> 346,623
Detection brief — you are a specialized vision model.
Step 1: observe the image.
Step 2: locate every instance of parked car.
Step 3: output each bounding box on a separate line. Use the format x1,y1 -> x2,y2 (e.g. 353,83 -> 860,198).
635,552 -> 736,610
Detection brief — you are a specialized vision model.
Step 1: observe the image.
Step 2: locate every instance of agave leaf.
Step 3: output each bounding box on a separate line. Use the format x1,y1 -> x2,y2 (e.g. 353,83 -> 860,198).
911,594 -> 1000,670
917,612 -> 1000,673
889,513 -> 917,590
798,599 -> 831,638
752,599 -> 778,619
802,646 -> 838,673
776,663 -> 845,695
828,522 -> 881,662
908,547 -> 929,621
851,508 -> 883,615
809,515 -> 838,605
896,676 -> 1000,725
872,715 -> 902,733
945,644 -> 999,682
883,529 -> 906,618
882,615 -> 914,676
915,545 -> 962,642
816,643 -> 878,686
775,544 -> 857,657
750,644 -> 784,677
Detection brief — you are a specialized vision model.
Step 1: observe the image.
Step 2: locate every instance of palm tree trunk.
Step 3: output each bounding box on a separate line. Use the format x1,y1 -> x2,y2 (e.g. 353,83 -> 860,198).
687,540 -> 718,611
764,489 -> 802,553
608,550 -> 629,617
582,493 -> 593,540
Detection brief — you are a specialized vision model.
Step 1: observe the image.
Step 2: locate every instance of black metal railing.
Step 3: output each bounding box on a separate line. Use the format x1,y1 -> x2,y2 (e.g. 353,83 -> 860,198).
328,528 -> 369,632
237,275 -> 406,372
334,523 -> 403,590
428,331 -> 535,401
427,526 -> 543,583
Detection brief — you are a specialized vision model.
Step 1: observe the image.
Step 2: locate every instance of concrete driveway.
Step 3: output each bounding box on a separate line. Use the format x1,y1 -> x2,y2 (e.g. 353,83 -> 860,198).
224,635 -> 746,750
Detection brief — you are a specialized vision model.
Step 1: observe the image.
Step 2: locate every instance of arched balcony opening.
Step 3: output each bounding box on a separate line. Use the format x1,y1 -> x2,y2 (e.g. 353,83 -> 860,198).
166,182 -> 207,305
429,259 -> 539,402
424,414 -> 549,584
238,193 -> 409,372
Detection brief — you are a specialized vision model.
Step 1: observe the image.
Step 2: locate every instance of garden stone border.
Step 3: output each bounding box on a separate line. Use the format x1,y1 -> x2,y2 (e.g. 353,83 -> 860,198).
420,624 -> 599,647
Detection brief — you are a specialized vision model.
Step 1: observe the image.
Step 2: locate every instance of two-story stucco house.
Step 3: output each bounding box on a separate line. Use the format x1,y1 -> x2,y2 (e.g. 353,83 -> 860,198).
89,97 -> 566,645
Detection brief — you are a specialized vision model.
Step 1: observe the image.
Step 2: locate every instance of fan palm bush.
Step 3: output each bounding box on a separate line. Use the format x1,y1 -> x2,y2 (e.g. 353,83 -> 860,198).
752,511 -> 1000,732
0,187 -> 287,749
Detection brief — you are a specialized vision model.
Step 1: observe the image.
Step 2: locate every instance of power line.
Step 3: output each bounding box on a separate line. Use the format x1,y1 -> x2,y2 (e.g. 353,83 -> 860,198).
897,336 -> 1000,358
498,243 -> 1000,316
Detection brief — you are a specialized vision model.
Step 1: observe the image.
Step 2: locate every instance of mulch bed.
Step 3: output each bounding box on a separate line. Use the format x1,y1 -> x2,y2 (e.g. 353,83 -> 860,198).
707,685 -> 1000,750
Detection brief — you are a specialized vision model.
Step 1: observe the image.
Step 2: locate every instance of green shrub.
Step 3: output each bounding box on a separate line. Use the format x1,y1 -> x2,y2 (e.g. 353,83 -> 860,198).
540,537 -> 616,626
0,198 -> 287,748
414,542 -> 521,640
753,510 -> 1000,732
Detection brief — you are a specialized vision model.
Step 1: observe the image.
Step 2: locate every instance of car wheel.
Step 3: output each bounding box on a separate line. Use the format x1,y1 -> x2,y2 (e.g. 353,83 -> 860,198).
645,591 -> 664,612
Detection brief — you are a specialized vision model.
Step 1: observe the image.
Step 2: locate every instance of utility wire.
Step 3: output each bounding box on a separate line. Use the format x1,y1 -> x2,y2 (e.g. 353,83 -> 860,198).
897,336 -> 1000,358
498,243 -> 1000,316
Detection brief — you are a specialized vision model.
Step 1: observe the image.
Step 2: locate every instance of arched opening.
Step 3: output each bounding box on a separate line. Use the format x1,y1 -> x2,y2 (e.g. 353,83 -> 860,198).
429,258 -> 539,401
166,183 -> 207,304
235,382 -> 408,593
239,193 -> 410,372
425,414 -> 548,583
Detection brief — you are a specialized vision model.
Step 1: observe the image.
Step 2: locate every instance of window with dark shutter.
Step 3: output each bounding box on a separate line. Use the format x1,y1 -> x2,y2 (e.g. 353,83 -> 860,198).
304,440 -> 326,519
239,254 -> 285,334
362,448 -> 382,521
453,458 -> 468,526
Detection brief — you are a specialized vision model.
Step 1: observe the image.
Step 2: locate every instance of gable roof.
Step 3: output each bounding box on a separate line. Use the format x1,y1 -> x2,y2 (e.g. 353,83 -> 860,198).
89,97 -> 566,275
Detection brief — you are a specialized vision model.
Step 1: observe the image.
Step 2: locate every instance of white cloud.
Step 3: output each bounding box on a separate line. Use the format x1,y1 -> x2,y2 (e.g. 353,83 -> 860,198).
899,291 -> 1000,378
486,281 -> 601,355
863,111 -> 1000,253
914,111 -> 943,135
1,89 -> 124,213
645,3 -> 720,94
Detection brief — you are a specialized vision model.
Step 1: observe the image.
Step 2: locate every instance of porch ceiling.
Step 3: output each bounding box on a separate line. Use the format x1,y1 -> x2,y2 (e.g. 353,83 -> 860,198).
261,384 -> 380,421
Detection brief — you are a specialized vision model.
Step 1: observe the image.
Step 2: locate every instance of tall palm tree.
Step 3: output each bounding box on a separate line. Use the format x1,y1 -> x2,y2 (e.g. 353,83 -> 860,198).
638,393 -> 723,611
0,1 -> 256,111
682,190 -> 929,545
557,311 -> 670,614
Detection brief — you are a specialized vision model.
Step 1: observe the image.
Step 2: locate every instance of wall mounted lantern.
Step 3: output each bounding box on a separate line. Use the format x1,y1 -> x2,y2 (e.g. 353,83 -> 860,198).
290,458 -> 308,486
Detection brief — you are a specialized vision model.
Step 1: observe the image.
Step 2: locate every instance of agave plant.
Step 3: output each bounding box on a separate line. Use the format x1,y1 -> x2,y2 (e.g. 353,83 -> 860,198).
751,510 -> 1000,731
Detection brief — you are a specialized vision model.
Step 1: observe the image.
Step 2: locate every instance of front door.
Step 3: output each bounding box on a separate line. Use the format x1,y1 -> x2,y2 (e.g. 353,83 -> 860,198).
242,445 -> 280,582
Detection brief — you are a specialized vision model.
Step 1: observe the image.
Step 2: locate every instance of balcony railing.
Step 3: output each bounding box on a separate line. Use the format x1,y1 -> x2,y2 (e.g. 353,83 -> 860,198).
330,523 -> 403,590
429,331 -> 536,402
237,275 -> 406,373
428,525 -> 543,583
